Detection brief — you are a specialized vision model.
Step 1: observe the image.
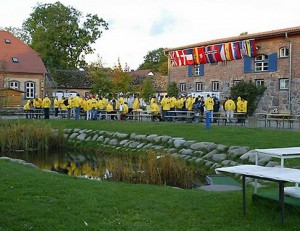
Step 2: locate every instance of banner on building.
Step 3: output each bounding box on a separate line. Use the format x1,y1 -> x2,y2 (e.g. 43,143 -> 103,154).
168,39 -> 256,67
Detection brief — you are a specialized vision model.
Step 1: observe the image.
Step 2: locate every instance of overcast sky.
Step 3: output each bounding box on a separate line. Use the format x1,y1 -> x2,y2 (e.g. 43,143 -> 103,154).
1,0 -> 300,70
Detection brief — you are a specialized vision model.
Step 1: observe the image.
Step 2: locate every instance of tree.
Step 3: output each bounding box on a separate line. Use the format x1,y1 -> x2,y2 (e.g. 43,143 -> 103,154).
86,57 -> 113,97
167,82 -> 179,97
140,77 -> 155,103
138,48 -> 168,75
22,2 -> 108,70
112,59 -> 133,94
230,80 -> 266,115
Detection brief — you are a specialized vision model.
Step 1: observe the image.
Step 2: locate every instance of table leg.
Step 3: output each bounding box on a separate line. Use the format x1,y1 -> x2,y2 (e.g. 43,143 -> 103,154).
243,175 -> 246,216
279,181 -> 285,224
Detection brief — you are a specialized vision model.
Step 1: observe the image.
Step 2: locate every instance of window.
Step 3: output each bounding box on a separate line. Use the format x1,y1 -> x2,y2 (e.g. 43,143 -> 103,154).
233,80 -> 241,85
189,64 -> 204,77
4,39 -> 11,44
9,81 -> 19,90
254,55 -> 268,72
196,82 -> 203,92
279,78 -> 289,90
12,57 -> 19,63
180,83 -> 186,92
279,47 -> 289,58
255,79 -> 264,87
212,81 -> 220,91
25,81 -> 35,99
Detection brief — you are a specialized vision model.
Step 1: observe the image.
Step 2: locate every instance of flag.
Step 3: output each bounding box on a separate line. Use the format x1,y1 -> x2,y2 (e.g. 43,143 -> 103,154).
231,42 -> 242,60
248,39 -> 257,57
239,40 -> 248,57
193,47 -> 207,64
224,43 -> 234,60
217,43 -> 227,61
169,51 -> 180,67
184,49 -> 194,65
205,45 -> 220,63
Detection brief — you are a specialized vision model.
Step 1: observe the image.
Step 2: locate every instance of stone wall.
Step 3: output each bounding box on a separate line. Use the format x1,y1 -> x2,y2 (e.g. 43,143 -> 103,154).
64,128 -> 281,171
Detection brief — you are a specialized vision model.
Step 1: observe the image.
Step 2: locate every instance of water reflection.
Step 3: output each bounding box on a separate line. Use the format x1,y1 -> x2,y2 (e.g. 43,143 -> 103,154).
1,150 -> 108,179
1,150 -> 203,188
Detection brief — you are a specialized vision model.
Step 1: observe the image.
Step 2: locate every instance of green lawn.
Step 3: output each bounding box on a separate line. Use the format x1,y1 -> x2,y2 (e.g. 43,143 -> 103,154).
1,119 -> 300,230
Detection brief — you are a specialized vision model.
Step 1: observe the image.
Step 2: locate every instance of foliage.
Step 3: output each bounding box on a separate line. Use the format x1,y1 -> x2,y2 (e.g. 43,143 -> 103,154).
0,120 -> 65,152
0,26 -> 31,44
87,58 -> 114,96
140,77 -> 155,102
138,48 -> 168,75
230,80 -> 266,115
167,82 -> 179,97
112,59 -> 133,94
22,2 -> 108,70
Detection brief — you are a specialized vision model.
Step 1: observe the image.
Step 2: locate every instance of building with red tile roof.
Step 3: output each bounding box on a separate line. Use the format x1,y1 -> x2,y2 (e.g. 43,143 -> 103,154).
0,31 -> 48,106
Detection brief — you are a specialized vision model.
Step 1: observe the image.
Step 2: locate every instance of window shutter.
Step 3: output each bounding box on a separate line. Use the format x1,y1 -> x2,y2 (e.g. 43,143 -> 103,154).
268,53 -> 278,72
188,65 -> 193,77
243,55 -> 252,73
199,64 -> 204,76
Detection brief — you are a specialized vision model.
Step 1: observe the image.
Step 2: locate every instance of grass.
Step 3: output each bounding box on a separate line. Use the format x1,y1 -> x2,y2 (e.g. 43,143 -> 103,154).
1,160 -> 300,230
42,119 -> 300,149
1,119 -> 300,230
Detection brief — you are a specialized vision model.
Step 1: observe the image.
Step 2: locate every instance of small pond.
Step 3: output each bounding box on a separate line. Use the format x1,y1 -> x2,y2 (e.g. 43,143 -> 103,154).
1,150 -> 205,189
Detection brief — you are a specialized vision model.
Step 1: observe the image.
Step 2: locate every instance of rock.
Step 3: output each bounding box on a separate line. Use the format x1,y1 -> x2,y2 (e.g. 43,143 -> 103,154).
77,133 -> 86,141
146,134 -> 158,142
228,146 -> 249,158
114,132 -> 129,139
180,149 -> 194,155
108,139 -> 119,146
129,141 -> 141,148
69,133 -> 79,139
211,154 -> 227,162
204,150 -> 218,159
190,142 -> 217,151
216,144 -> 228,152
173,139 -> 186,148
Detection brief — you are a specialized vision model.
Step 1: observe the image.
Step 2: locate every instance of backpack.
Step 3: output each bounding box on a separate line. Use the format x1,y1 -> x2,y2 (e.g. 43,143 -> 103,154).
192,102 -> 200,110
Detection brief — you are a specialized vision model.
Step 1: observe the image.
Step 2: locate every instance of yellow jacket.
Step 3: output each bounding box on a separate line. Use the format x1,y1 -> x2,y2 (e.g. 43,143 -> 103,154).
225,99 -> 236,110
42,96 -> 51,108
204,97 -> 214,111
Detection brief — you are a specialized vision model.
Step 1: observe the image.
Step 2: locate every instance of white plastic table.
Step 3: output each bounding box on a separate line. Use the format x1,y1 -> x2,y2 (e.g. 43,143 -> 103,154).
215,165 -> 300,224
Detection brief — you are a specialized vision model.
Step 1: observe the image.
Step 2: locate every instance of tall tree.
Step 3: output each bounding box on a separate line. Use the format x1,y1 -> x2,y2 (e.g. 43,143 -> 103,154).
87,57 -> 114,97
140,77 -> 155,103
22,1 -> 108,70
112,59 -> 133,94
138,48 -> 168,75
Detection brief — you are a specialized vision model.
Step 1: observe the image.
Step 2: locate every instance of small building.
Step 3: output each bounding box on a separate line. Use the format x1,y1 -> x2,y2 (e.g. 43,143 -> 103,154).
0,88 -> 25,107
0,31 -> 48,107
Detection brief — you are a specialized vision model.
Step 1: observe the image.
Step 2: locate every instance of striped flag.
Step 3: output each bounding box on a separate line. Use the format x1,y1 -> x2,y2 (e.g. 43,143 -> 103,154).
194,47 -> 207,64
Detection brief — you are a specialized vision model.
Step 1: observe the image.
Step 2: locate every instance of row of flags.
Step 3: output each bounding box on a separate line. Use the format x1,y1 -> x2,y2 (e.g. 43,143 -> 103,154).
168,39 -> 257,67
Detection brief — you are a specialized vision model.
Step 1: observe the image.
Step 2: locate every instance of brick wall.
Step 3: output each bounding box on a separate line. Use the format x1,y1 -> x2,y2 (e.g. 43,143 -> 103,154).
168,34 -> 300,114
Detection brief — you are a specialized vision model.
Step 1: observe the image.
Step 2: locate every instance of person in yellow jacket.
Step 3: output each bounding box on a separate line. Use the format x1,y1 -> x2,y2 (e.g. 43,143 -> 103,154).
89,96 -> 98,120
106,101 -> 116,120
33,97 -> 43,119
23,99 -> 33,119
120,102 -> 129,120
53,96 -> 59,118
150,101 -> 162,121
224,96 -> 236,123
42,95 -> 51,119
74,93 -> 82,120
204,94 -> 214,122
185,95 -> 194,111
160,95 -> 171,121
176,96 -> 184,111
59,97 -> 68,118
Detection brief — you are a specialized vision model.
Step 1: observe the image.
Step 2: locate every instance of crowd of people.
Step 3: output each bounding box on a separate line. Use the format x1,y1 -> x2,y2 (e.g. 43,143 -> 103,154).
23,93 -> 248,123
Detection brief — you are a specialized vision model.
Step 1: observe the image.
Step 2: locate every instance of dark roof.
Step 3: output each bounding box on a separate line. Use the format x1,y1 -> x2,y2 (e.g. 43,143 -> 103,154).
165,26 -> 300,52
0,31 -> 47,74
130,69 -> 161,77
53,70 -> 94,89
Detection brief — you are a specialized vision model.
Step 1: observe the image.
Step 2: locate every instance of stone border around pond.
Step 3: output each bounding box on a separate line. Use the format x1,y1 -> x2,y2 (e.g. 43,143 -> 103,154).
64,128 -> 280,186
